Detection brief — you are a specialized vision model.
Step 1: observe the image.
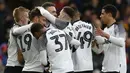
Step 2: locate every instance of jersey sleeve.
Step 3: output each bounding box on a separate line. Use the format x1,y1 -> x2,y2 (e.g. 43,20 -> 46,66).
108,36 -> 125,47
108,24 -> 126,47
40,50 -> 48,66
92,42 -> 104,54
12,24 -> 32,35
37,7 -> 69,30
11,25 -> 19,36
39,34 -> 47,51
55,19 -> 69,30
39,34 -> 48,66
66,33 -> 80,46
95,36 -> 105,44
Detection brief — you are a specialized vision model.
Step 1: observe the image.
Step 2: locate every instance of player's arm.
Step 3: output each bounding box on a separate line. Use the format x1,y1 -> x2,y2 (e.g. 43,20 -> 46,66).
66,33 -> 80,46
12,24 -> 32,35
108,36 -> 125,47
17,49 -> 25,65
40,50 -> 47,66
39,35 -> 48,66
91,40 -> 104,54
95,28 -> 125,47
37,7 -> 68,30
95,36 -> 106,44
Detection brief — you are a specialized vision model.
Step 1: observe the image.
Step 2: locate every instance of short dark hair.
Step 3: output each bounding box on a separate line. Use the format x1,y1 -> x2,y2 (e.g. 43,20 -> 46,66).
29,8 -> 42,21
72,7 -> 80,14
63,6 -> 75,18
42,2 -> 55,9
103,4 -> 117,18
72,7 -> 78,12
31,23 -> 43,36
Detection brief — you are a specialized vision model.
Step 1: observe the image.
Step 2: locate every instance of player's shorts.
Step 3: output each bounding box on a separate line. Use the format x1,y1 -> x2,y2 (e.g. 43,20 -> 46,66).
22,71 -> 42,73
4,66 -> 23,73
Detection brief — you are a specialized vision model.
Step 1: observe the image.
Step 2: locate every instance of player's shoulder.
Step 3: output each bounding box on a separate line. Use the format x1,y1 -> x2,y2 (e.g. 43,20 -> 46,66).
12,23 -> 21,29
72,20 -> 81,26
10,24 -> 21,35
73,20 -> 94,29
73,20 -> 92,26
46,28 -> 65,35
20,31 -> 32,38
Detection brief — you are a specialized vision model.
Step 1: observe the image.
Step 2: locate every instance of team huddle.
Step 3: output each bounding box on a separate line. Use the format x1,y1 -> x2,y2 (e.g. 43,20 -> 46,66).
4,2 -> 126,73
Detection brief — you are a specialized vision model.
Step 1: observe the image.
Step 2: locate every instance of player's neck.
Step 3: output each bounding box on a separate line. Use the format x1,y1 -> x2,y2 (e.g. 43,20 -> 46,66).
63,18 -> 71,22
72,17 -> 80,22
107,18 -> 116,28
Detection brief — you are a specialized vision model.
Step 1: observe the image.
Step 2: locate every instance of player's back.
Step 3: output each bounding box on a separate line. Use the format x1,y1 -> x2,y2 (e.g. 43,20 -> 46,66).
45,29 -> 73,73
72,20 -> 94,72
17,30 -> 43,72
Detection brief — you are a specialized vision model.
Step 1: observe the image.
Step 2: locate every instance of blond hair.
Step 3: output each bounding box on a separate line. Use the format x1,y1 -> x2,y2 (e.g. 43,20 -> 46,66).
13,6 -> 29,23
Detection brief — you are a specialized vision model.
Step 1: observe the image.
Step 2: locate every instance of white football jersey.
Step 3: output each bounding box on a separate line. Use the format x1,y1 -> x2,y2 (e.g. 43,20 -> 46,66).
48,20 -> 75,38
47,22 -> 56,29
101,24 -> 125,72
72,20 -> 94,72
120,45 -> 127,73
41,29 -> 74,73
63,22 -> 75,38
6,24 -> 22,67
16,23 -> 43,72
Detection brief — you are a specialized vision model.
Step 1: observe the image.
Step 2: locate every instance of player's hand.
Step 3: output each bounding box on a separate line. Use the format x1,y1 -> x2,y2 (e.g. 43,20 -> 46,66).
36,6 -> 46,15
95,28 -> 103,36
41,27 -> 48,33
95,28 -> 110,39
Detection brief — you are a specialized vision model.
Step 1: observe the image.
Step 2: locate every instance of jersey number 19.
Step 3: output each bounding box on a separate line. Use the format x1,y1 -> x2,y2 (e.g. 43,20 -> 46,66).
18,33 -> 32,52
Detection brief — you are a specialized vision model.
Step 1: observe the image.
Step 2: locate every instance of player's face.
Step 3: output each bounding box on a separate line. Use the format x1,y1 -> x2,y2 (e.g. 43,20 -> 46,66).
47,6 -> 57,17
38,16 -> 47,27
100,9 -> 109,24
21,12 -> 29,25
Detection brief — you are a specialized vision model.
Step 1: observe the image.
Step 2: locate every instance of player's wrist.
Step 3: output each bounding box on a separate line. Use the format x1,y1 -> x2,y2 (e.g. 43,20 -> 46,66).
104,33 -> 110,39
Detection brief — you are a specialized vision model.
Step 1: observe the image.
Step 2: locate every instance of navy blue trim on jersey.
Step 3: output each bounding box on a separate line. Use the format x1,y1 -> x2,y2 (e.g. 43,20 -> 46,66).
71,20 -> 80,25
106,22 -> 117,28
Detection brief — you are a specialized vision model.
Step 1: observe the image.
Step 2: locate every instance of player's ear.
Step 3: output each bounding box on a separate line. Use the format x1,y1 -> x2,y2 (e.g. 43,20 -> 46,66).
33,16 -> 39,22
32,32 -> 36,37
108,13 -> 112,17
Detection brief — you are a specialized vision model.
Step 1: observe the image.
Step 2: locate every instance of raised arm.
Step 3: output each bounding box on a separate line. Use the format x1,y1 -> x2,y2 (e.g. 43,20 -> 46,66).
66,33 -> 80,46
12,23 -> 32,35
37,7 -> 68,30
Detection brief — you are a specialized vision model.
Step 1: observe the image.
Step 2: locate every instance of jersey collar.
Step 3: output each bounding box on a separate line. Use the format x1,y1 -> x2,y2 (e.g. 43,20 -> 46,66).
107,22 -> 117,28
71,20 -> 80,25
